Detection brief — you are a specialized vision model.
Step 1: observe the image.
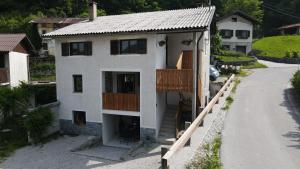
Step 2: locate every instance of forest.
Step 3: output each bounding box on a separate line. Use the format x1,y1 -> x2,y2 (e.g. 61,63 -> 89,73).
0,0 -> 300,48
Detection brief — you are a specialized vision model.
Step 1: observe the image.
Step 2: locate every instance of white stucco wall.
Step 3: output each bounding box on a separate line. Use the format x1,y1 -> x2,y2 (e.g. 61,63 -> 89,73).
55,33 -> 165,131
155,34 -> 167,136
8,51 -> 29,87
216,15 -> 253,53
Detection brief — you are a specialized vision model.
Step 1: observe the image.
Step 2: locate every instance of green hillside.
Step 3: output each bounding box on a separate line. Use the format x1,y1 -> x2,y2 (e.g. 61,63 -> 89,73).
253,36 -> 300,58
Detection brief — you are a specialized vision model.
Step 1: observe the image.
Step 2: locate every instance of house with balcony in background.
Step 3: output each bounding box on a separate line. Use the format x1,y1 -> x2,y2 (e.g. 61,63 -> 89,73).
278,23 -> 300,35
217,11 -> 258,54
0,34 -> 33,87
30,18 -> 85,57
44,1 -> 215,146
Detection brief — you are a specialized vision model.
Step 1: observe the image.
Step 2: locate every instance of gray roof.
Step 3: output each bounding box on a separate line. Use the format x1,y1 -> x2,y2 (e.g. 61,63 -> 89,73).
44,6 -> 215,37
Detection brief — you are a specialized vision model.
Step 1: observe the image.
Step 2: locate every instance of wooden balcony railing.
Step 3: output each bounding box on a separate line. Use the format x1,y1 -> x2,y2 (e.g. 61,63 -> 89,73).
156,69 -> 193,92
102,93 -> 140,112
0,68 -> 9,83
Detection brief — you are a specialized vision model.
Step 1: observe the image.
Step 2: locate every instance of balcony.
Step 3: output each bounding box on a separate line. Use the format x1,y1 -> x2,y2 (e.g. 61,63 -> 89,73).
102,93 -> 140,112
0,68 -> 9,83
156,69 -> 193,92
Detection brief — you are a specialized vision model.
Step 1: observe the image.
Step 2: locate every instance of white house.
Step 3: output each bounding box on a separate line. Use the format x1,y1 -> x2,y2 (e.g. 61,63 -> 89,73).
0,34 -> 33,87
216,11 -> 258,54
44,2 -> 215,146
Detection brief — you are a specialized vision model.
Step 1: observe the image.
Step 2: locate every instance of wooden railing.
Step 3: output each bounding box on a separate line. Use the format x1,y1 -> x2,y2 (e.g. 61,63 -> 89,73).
0,68 -> 9,83
102,93 -> 140,112
162,74 -> 235,169
175,102 -> 183,139
176,51 -> 193,70
156,69 -> 193,92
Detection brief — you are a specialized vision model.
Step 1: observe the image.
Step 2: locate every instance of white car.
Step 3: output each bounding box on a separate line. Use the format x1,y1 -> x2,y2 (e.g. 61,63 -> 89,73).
210,65 -> 220,81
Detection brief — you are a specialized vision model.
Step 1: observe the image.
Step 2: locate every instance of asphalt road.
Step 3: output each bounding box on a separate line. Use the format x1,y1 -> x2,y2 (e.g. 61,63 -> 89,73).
221,61 -> 300,169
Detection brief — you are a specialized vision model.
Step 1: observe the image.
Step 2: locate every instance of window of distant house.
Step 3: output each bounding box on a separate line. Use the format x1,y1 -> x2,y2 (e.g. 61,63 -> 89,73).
73,75 -> 83,93
111,39 -> 147,55
73,111 -> 86,126
61,41 -> 92,56
42,30 -> 47,34
220,29 -> 233,39
236,30 -> 250,39
222,45 -> 230,50
42,43 -> 48,50
232,17 -> 237,22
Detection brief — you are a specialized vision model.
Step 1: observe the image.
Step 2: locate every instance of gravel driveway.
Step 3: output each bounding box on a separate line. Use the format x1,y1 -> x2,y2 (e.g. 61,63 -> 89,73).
0,135 -> 161,169
221,61 -> 300,169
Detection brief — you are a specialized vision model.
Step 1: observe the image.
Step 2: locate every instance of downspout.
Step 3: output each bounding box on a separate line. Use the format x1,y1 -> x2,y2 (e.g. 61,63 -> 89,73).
192,31 -> 204,121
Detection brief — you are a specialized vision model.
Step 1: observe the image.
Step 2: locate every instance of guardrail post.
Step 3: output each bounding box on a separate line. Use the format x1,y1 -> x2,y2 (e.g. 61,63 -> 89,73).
161,146 -> 169,169
185,121 -> 191,146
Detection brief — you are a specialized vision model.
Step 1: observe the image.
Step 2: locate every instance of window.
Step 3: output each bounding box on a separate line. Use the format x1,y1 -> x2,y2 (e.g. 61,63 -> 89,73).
236,46 -> 247,54
111,39 -> 147,55
73,75 -> 83,93
61,42 -> 92,56
42,43 -> 48,50
236,30 -> 250,39
232,17 -> 237,22
73,111 -> 86,126
0,54 -> 5,68
117,74 -> 137,93
220,29 -> 233,39
222,45 -> 230,50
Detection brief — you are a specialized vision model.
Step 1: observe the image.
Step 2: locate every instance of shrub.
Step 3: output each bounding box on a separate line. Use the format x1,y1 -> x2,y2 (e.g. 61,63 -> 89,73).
292,70 -> 300,95
24,107 -> 54,143
219,50 -> 246,57
186,136 -> 222,169
292,51 -> 299,59
285,51 -> 291,58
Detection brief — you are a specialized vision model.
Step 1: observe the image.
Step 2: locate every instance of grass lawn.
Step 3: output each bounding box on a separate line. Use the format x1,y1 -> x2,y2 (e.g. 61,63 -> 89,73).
242,61 -> 268,69
31,75 -> 56,82
253,35 -> 300,58
216,55 -> 255,63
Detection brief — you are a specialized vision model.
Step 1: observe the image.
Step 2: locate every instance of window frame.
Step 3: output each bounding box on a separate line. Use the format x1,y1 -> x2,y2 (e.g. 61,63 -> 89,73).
73,74 -> 83,93
111,39 -> 147,55
236,30 -> 250,39
61,41 -> 92,56
220,29 -> 233,39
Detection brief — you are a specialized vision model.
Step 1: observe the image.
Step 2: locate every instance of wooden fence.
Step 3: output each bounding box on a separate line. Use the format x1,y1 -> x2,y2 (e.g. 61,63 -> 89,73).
156,69 -> 193,92
102,93 -> 140,112
161,74 -> 235,169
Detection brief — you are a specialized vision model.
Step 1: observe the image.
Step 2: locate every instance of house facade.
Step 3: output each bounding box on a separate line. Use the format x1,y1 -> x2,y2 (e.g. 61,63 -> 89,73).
216,11 -> 258,54
45,2 -> 215,146
0,34 -> 33,87
30,18 -> 85,57
278,23 -> 300,35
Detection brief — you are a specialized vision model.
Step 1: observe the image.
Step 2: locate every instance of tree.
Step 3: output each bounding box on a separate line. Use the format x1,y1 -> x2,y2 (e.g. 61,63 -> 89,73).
222,0 -> 263,23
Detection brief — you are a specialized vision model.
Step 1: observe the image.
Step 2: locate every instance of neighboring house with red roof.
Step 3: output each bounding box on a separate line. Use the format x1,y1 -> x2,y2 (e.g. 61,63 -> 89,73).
30,18 -> 86,57
278,23 -> 300,35
0,34 -> 34,87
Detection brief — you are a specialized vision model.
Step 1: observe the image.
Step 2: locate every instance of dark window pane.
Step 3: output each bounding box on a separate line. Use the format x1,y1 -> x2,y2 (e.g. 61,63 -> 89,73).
70,42 -> 88,55
111,40 -> 119,55
73,111 -> 86,126
61,43 -> 70,56
85,41 -> 93,55
137,39 -> 147,54
236,30 -> 250,39
42,43 -> 48,50
120,40 -> 130,54
220,30 -> 233,39
0,54 -> 5,68
73,75 -> 83,92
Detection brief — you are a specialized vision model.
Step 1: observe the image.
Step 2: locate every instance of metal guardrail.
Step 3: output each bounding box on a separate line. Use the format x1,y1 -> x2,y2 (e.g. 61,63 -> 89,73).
161,74 -> 235,169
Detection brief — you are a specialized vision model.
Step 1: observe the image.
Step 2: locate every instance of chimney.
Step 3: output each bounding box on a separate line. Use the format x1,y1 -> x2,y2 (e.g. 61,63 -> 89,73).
89,1 -> 97,21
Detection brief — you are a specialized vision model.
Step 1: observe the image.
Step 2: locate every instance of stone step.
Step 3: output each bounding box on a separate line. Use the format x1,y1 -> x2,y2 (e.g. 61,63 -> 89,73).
157,137 -> 176,145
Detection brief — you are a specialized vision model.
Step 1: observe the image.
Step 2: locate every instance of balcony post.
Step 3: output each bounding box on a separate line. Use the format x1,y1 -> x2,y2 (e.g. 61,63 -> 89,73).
192,32 -> 197,121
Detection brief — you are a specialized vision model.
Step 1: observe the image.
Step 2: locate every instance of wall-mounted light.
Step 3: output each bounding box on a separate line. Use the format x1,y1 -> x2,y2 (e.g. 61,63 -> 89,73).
158,40 -> 166,47
182,40 -> 192,46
